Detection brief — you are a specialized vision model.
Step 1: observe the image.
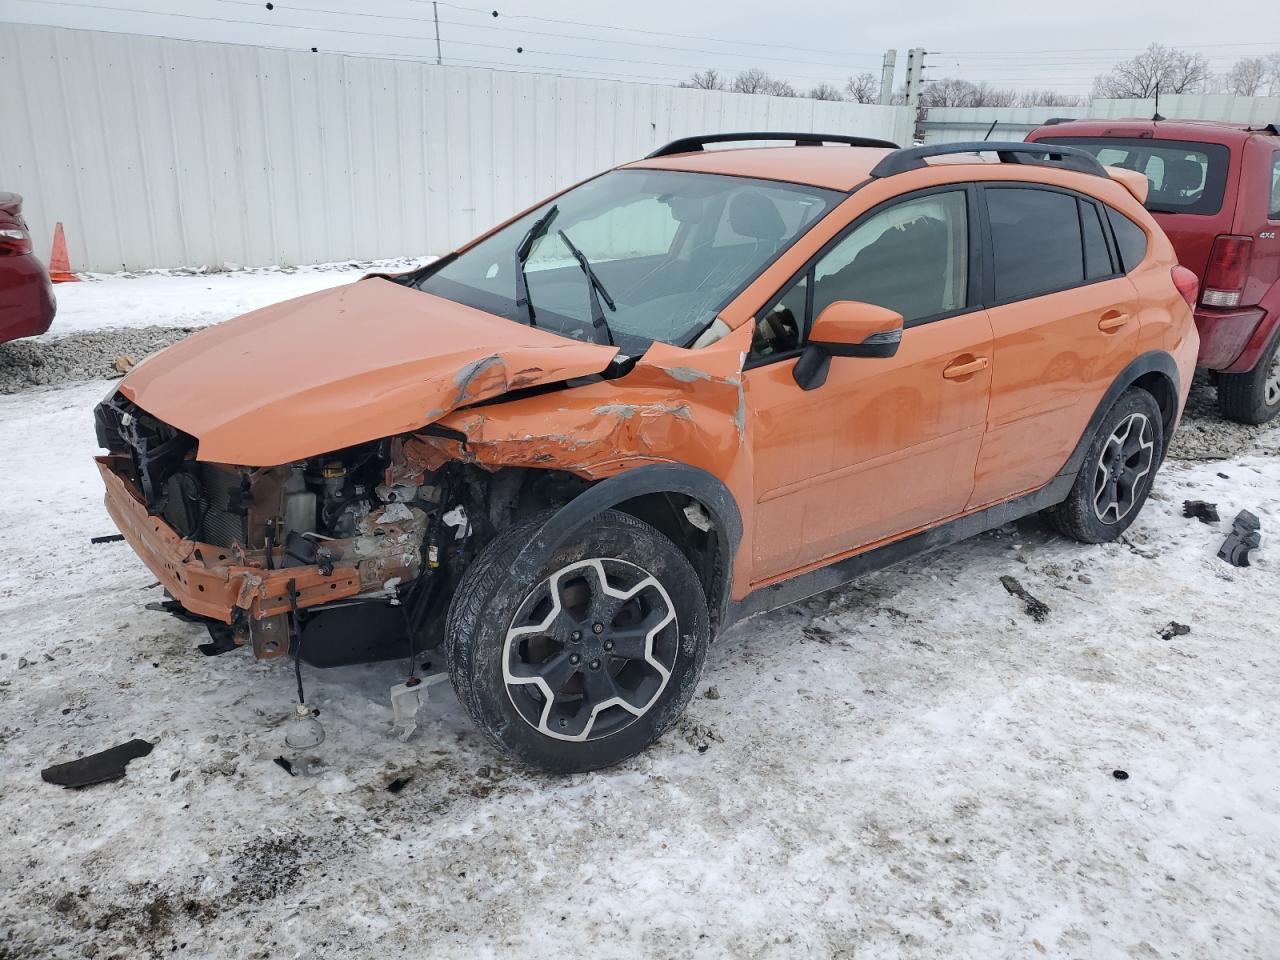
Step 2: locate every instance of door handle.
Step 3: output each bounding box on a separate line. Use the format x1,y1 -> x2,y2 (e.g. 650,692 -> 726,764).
1098,311 -> 1130,331
942,356 -> 989,379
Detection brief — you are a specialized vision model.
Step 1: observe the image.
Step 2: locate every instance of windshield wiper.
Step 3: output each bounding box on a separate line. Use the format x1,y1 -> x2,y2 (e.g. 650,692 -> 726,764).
556,229 -> 617,346
513,204 -> 558,327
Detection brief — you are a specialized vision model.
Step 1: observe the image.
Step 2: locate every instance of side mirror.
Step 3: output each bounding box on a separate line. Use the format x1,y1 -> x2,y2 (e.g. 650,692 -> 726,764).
793,301 -> 904,390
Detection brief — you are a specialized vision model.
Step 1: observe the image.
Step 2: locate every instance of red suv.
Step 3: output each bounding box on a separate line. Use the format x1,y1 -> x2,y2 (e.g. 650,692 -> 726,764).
1027,119 -> 1280,423
0,193 -> 56,344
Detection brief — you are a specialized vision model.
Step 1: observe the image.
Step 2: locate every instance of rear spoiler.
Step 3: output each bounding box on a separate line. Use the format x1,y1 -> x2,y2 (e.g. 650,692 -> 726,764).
1105,166 -> 1149,205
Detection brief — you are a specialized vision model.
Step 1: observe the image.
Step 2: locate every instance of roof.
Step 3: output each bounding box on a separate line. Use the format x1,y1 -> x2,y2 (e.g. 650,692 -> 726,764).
623,145 -> 897,192
1031,117 -> 1276,145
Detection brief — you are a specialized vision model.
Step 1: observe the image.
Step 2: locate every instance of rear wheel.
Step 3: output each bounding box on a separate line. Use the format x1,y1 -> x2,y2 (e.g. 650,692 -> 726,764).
446,509 -> 709,773
1217,326 -> 1280,425
1049,388 -> 1163,544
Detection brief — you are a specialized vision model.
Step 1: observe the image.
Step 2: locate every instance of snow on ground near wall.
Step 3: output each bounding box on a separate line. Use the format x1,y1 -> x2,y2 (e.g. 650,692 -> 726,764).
0,380 -> 1277,960
41,257 -> 437,337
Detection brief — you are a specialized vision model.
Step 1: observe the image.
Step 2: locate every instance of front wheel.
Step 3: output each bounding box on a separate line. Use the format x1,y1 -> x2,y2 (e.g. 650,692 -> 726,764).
1048,388 -> 1164,544
1217,326 -> 1280,425
446,509 -> 709,773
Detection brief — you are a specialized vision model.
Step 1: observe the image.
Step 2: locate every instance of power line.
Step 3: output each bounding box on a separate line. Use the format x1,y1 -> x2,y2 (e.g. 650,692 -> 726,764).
14,0 -> 863,88
215,0 -> 880,70
431,0 -> 885,59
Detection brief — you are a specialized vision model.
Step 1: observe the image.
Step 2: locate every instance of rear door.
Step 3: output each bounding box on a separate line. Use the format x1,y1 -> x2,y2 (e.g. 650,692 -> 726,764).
968,184 -> 1142,508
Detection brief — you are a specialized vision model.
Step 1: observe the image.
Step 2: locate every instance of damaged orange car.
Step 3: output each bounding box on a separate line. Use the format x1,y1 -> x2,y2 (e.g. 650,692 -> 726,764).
95,134 -> 1199,772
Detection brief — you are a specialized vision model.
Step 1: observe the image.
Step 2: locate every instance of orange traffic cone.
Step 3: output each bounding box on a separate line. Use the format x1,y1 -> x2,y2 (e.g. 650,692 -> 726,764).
48,222 -> 80,283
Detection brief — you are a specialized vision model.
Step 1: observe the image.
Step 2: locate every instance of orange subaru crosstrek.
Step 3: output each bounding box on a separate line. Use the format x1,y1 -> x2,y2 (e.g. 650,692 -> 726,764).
95,134 -> 1199,771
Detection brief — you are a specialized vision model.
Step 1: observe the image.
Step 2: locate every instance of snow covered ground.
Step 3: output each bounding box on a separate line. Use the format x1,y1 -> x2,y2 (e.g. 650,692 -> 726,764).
40,257 -> 435,338
0,375 -> 1277,959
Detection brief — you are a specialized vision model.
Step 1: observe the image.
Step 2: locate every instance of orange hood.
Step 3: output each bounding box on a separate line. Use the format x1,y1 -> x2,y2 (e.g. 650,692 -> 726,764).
118,278 -> 619,466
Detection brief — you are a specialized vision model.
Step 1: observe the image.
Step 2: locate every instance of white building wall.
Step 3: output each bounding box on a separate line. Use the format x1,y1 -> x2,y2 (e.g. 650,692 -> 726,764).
0,23 -> 913,272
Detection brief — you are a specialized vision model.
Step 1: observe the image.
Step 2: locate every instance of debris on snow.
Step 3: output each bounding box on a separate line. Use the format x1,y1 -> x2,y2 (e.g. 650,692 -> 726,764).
1218,510 -> 1262,568
89,533 -> 126,544
704,685 -> 721,700
1182,500 -> 1220,524
41,738 -> 154,789
1112,770 -> 1130,781
1160,622 -> 1192,640
1000,575 -> 1050,622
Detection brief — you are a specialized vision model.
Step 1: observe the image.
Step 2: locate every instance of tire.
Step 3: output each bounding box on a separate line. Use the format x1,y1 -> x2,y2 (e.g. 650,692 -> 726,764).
1217,326 -> 1280,425
445,509 -> 709,773
1048,388 -> 1164,544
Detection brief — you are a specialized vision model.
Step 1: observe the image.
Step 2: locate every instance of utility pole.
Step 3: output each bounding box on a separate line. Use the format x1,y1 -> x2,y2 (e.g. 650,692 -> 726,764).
904,47 -> 926,110
879,49 -> 897,105
433,1 -> 443,65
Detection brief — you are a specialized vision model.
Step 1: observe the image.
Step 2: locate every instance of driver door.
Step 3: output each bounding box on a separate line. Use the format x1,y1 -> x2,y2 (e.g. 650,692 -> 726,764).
743,187 -> 994,584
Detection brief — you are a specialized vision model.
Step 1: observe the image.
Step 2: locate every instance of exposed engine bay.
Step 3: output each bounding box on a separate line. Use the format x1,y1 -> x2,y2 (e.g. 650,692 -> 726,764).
93,391 -> 593,666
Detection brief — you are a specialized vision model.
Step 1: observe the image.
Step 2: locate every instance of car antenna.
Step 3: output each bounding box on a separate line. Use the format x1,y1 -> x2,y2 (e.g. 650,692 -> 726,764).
1152,82 -> 1164,122
982,119 -> 998,141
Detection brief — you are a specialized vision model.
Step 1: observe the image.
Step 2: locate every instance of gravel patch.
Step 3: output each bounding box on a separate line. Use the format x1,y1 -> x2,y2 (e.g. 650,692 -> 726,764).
1165,374 -> 1271,461
0,325 -> 195,394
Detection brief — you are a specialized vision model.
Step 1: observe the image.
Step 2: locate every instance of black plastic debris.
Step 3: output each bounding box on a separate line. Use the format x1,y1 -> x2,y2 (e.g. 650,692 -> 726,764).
89,533 -> 126,545
386,776 -> 411,794
1112,769 -> 1129,781
198,621 -> 238,657
41,738 -> 154,788
1218,510 -> 1261,567
1000,575 -> 1050,623
1182,500 -> 1220,524
273,757 -> 296,776
1160,621 -> 1192,640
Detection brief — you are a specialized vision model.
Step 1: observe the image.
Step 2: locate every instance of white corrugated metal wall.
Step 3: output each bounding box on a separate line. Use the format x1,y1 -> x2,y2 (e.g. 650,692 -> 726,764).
0,23 -> 913,272
921,96 -> 1280,144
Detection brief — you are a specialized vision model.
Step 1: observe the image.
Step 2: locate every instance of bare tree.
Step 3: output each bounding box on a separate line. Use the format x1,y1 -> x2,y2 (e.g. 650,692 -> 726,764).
680,69 -> 726,91
1225,57 -> 1268,96
1019,89 -> 1086,107
807,83 -> 844,101
731,68 -> 773,95
1268,52 -> 1280,95
844,71 -> 880,104
923,78 -> 1018,108
1093,43 -> 1210,98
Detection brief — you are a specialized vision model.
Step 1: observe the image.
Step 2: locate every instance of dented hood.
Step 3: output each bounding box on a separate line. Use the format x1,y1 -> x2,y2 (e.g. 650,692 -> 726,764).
118,278 -> 619,466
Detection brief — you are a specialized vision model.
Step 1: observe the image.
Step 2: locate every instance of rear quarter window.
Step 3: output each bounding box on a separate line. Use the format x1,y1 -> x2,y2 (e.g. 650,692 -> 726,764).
1105,207 -> 1149,273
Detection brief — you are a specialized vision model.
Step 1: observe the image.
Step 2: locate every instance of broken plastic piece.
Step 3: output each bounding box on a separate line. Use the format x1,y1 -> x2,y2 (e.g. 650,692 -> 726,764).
390,672 -> 450,741
1217,510 -> 1261,568
41,738 -> 154,789
284,703 -> 325,749
1182,500 -> 1219,524
90,533 -> 126,544
999,575 -> 1050,623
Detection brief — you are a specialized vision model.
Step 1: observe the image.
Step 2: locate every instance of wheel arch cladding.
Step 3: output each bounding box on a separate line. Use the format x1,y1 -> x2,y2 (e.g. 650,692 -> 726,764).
510,463 -> 743,633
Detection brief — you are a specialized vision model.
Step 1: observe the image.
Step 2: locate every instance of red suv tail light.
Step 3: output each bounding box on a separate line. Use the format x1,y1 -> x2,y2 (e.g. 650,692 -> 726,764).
0,226 -> 32,256
1201,235 -> 1252,307
1171,265 -> 1198,310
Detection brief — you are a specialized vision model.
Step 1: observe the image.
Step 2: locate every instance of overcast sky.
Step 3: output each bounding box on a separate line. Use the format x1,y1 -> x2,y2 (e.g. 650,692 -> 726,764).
4,0 -> 1277,96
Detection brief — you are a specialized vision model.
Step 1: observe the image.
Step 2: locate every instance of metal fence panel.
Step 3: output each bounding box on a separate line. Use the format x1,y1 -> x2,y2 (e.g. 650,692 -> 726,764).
0,22 -> 912,272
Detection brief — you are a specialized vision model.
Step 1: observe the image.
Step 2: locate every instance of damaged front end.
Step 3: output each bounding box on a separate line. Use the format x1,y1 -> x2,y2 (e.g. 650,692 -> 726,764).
94,391 -> 525,665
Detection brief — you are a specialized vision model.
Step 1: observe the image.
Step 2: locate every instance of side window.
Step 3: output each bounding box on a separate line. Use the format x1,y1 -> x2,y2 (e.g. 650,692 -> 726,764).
1269,152 -> 1279,220
811,191 -> 969,326
987,188 -> 1084,302
750,274 -> 808,359
1080,199 -> 1114,281
1106,207 -> 1149,273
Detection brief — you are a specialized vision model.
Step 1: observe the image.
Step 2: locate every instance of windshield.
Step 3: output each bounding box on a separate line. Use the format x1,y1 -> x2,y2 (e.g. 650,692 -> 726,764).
416,169 -> 841,351
1039,136 -> 1231,215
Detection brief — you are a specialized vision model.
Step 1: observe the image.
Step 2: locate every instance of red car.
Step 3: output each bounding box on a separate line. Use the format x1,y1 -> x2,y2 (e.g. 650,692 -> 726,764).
0,193 -> 56,344
1027,119 -> 1280,423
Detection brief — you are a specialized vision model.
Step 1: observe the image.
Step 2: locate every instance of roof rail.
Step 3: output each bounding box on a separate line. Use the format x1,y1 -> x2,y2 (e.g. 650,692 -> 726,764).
869,141 -> 1110,180
1041,117 -> 1079,126
646,131 -> 899,159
